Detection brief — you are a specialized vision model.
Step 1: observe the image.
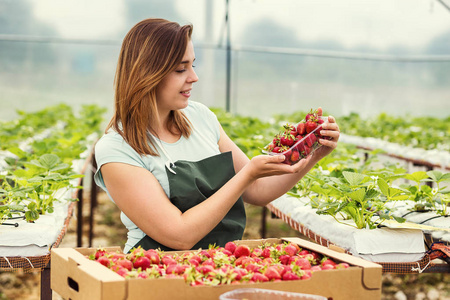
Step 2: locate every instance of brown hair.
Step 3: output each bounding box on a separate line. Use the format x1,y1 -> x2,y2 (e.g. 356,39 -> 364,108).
106,18 -> 193,156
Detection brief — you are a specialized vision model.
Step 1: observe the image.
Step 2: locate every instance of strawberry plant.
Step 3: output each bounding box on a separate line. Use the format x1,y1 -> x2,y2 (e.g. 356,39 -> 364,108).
2,154 -> 83,221
0,103 -> 106,224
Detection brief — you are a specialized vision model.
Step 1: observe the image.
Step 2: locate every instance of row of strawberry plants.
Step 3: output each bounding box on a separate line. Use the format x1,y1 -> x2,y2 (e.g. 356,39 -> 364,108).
288,144 -> 450,229
0,104 -> 106,224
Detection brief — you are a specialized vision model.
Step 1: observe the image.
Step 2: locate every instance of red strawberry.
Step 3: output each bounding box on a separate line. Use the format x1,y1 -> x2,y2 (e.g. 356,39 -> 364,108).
233,267 -> 248,280
225,241 -> 237,254
336,263 -> 350,269
115,259 -> 133,271
261,247 -> 272,259
282,271 -> 300,281
97,256 -> 111,268
144,249 -> 160,265
245,263 -> 262,273
251,247 -> 263,258
294,257 -> 311,270
321,264 -> 335,270
196,264 -> 214,275
296,122 -> 306,135
299,249 -> 310,256
133,256 -> 151,270
280,135 -> 295,147
161,255 -> 177,266
305,121 -> 318,133
300,270 -> 312,280
251,273 -> 269,282
234,245 -> 251,258
284,243 -> 299,257
321,257 -> 337,267
138,272 -> 148,279
94,248 -> 107,260
116,267 -> 129,277
311,265 -> 322,272
289,149 -> 300,164
264,266 -> 281,281
279,254 -> 291,265
305,134 -> 317,147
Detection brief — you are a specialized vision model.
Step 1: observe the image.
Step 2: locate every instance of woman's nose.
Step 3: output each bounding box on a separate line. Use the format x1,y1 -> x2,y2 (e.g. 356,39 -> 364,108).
188,68 -> 198,83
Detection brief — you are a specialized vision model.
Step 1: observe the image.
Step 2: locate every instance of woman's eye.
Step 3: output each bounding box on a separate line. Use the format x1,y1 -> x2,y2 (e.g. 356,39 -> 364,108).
175,69 -> 186,73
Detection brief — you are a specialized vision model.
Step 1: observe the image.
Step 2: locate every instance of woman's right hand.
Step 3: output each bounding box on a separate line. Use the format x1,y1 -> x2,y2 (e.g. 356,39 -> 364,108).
244,153 -> 313,181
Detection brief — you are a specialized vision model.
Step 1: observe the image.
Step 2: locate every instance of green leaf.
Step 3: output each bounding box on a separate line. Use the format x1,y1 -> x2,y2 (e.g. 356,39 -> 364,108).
343,171 -> 366,186
39,154 -> 60,169
393,216 -> 406,223
25,210 -> 39,222
377,178 -> 389,196
348,189 -> 366,202
404,171 -> 428,183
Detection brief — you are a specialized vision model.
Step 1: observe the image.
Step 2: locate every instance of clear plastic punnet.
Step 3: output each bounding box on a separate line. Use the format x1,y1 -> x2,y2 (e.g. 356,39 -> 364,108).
219,288 -> 327,300
262,116 -> 329,165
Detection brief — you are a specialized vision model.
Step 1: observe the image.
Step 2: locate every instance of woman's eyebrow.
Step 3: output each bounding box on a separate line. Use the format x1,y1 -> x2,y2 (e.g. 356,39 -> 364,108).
180,58 -> 196,64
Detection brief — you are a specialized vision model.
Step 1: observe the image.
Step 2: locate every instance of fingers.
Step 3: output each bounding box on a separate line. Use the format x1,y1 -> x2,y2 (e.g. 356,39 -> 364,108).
317,107 -> 323,116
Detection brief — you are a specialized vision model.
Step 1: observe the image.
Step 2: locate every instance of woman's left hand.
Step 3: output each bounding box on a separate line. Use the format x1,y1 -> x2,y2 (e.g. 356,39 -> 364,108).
313,113 -> 340,159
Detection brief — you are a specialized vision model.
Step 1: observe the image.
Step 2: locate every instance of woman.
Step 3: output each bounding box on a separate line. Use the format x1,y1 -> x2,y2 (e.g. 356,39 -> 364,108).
94,18 -> 340,253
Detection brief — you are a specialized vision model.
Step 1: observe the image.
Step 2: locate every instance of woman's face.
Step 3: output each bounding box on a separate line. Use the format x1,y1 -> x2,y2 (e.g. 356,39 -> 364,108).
155,40 -> 198,114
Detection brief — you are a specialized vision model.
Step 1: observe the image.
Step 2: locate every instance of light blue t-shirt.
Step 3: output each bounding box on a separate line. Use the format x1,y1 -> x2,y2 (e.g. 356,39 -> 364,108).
94,101 -> 221,253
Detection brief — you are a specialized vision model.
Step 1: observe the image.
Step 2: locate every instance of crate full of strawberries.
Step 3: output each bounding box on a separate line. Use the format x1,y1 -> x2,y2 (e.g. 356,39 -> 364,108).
262,109 -> 329,165
51,238 -> 382,300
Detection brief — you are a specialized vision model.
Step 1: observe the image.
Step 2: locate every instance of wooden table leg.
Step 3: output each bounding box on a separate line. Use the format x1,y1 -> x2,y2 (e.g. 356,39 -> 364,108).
41,261 -> 51,300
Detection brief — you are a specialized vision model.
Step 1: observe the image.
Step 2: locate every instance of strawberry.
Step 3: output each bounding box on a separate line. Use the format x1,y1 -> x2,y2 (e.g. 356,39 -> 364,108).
196,264 -> 214,275
133,256 -> 151,270
282,271 -> 300,281
294,257 -> 311,270
279,254 -> 291,265
144,249 -> 160,265
234,268 -> 248,281
161,255 -> 177,266
280,134 -> 295,147
321,264 -> 335,270
305,134 -> 317,147
94,248 -> 107,260
311,265 -> 322,272
336,262 -> 350,269
115,259 -> 133,271
284,243 -> 299,257
261,247 -> 272,259
115,267 -> 129,277
97,256 -> 111,268
300,270 -> 312,280
305,120 -> 318,133
234,245 -> 251,258
245,263 -> 262,273
225,241 -> 237,254
296,122 -> 306,135
299,249 -> 310,256
264,266 -> 281,281
251,273 -> 269,282
250,247 -> 263,258
321,257 -> 337,268
289,149 -> 300,164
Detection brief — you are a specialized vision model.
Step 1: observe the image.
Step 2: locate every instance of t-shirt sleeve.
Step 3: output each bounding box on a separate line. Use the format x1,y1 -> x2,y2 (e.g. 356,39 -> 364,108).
93,132 -> 148,191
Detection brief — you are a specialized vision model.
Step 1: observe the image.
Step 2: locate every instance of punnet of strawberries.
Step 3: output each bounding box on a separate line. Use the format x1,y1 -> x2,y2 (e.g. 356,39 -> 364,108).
88,241 -> 349,286
263,109 -> 329,165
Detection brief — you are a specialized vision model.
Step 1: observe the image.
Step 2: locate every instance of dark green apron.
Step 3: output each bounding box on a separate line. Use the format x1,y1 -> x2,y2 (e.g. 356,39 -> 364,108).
132,151 -> 246,251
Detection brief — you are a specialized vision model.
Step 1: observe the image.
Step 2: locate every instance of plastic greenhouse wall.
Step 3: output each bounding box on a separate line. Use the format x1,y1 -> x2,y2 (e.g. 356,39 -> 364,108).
1,0 -> 450,123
